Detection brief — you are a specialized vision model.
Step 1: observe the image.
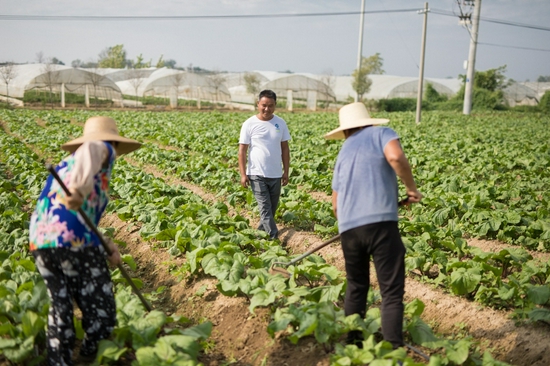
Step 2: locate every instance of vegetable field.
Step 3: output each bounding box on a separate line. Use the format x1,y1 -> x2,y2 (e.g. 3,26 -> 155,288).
0,108 -> 549,365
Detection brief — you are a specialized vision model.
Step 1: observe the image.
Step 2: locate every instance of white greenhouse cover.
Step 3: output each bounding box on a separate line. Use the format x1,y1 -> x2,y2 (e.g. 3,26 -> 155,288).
330,75 -> 462,102
0,64 -> 121,98
521,82 -> 550,98
124,68 -> 231,101
262,74 -> 336,101
504,82 -> 539,106
90,67 -> 157,82
223,72 -> 269,89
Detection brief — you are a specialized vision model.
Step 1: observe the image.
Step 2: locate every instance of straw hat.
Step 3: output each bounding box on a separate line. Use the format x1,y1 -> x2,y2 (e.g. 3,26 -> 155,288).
61,116 -> 141,155
324,102 -> 389,140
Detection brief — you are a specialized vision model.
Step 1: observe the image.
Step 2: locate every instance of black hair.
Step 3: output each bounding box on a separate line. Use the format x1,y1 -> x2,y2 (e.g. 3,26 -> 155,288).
258,89 -> 277,102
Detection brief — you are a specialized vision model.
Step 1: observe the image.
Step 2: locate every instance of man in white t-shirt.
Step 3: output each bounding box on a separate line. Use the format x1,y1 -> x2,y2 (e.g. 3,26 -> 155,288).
238,90 -> 291,239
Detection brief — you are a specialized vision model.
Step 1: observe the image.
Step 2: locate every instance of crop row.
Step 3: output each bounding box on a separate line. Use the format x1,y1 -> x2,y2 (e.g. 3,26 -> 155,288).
3,110 -> 550,318
0,110 -> 513,364
69,109 -> 550,319
0,126 -> 212,365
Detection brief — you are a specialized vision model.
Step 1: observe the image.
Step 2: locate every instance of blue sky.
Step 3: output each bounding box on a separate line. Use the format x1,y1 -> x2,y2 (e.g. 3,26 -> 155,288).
1,0 -> 549,81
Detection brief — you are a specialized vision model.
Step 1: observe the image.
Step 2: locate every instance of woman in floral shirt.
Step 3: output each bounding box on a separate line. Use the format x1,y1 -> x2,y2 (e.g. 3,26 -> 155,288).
29,116 -> 141,365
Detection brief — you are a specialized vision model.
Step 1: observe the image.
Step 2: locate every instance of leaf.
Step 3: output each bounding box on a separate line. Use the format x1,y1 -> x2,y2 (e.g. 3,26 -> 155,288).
3,336 -> 34,362
450,268 -> 481,295
249,290 -> 276,313
505,211 -> 522,224
497,285 -> 516,301
446,339 -> 470,365
96,340 -> 128,363
529,308 -> 550,322
22,311 -> 45,338
404,299 -> 425,318
289,311 -> 317,344
433,208 -> 451,226
179,322 -> 212,341
121,254 -> 137,271
228,259 -> 245,284
267,308 -> 295,337
406,317 -> 438,347
526,285 -> 550,305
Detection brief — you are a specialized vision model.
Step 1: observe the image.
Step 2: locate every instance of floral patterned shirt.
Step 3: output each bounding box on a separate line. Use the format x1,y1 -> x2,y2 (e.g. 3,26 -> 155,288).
29,142 -> 115,250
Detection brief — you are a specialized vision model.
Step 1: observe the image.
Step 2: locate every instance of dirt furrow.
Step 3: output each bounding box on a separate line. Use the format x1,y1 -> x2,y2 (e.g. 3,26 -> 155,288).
99,212 -> 331,366
123,156 -> 550,366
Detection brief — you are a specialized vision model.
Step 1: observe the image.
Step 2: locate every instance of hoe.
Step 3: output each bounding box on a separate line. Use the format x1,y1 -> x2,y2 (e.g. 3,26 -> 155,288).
270,198 -> 410,278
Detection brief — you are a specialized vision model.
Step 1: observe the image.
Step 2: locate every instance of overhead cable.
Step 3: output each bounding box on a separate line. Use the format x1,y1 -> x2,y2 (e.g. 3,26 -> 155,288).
479,42 -> 550,53
430,8 -> 550,32
0,9 -> 421,21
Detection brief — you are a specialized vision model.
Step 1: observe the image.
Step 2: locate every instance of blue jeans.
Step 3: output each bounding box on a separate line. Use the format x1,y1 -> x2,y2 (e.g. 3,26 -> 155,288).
248,175 -> 281,239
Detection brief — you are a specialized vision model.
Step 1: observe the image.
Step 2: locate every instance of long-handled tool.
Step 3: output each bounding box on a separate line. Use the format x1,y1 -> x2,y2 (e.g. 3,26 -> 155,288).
269,234 -> 341,277
270,198 -> 410,278
47,164 -> 152,311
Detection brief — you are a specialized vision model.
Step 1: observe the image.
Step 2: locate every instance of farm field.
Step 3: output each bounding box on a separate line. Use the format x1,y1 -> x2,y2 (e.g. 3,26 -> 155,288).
0,108 -> 549,365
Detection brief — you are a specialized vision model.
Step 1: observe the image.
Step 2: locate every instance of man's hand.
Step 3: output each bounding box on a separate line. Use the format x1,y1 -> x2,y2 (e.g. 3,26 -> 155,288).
104,236 -> 121,266
281,173 -> 289,186
66,188 -> 84,210
240,175 -> 249,188
406,189 -> 423,204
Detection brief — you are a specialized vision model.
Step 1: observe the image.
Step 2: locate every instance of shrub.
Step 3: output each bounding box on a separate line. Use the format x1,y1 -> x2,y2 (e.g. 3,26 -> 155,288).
377,98 -> 416,112
539,90 -> 550,113
510,105 -> 540,113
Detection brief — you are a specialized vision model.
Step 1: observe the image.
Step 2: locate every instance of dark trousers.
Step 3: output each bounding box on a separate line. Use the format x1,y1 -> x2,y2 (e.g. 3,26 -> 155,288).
341,221 -> 405,348
33,246 -> 117,366
248,175 -> 281,239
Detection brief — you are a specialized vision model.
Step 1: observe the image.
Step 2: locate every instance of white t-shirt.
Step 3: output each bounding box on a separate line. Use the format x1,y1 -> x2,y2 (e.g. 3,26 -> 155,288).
239,114 -> 291,178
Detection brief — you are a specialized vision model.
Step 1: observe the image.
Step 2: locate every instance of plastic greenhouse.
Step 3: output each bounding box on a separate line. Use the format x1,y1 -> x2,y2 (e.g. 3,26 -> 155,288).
329,75 -> 462,102
0,64 -> 122,105
117,68 -> 231,105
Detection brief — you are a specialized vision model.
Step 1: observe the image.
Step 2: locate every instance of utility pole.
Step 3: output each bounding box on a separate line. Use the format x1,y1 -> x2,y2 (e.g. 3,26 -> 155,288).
463,0 -> 482,115
416,2 -> 429,124
355,0 -> 366,102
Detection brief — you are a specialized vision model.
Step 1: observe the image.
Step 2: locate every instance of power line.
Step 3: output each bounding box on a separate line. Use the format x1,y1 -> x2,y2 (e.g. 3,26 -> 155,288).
479,42 -> 550,53
430,8 -> 550,32
0,9 -> 422,21
2,8 -> 548,32
2,7 -> 548,55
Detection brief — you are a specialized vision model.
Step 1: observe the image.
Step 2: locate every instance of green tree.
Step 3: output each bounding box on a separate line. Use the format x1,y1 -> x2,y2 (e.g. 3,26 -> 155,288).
98,45 -> 127,68
474,65 -> 509,91
134,54 -> 152,69
537,75 -> 550,82
156,55 -> 165,68
351,53 -> 384,101
424,83 -> 447,103
362,53 -> 385,75
164,59 -> 177,69
459,65 -> 509,92
50,57 -> 65,65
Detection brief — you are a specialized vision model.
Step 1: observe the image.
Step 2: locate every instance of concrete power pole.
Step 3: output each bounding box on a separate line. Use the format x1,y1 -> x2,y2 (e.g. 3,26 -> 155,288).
355,0 -> 366,102
463,0 -> 482,115
415,2 -> 429,124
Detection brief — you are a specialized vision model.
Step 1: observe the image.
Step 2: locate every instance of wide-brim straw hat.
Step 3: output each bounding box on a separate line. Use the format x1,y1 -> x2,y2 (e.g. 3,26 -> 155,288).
61,116 -> 141,155
324,102 -> 390,140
